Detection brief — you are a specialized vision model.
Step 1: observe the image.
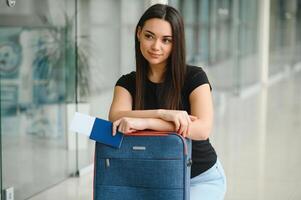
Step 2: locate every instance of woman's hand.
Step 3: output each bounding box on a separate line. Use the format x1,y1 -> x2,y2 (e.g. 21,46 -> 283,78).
158,109 -> 198,137
112,117 -> 148,136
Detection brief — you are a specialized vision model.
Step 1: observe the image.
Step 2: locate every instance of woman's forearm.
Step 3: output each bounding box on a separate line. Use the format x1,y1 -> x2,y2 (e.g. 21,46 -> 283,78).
145,118 -> 212,140
145,118 -> 175,132
186,119 -> 212,140
145,117 -> 213,140
110,109 -> 212,140
109,109 -> 163,122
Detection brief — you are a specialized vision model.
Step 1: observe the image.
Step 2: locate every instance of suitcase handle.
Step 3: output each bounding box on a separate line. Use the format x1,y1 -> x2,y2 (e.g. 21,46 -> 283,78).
124,130 -> 170,136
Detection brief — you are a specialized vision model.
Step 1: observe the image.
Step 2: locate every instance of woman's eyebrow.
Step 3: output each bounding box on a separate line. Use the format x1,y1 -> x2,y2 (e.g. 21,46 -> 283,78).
144,30 -> 172,38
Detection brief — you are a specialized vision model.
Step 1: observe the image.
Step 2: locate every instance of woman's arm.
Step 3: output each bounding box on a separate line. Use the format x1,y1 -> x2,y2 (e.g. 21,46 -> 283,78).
108,86 -> 162,121
109,86 -> 176,135
186,83 -> 213,140
109,85 -> 200,136
112,117 -> 176,135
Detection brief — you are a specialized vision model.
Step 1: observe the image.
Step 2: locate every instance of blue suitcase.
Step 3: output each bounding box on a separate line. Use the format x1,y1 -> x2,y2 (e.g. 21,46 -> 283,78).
93,132 -> 192,200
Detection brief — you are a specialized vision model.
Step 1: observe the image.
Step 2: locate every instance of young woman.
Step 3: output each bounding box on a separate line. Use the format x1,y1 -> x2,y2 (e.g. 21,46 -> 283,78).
109,4 -> 226,200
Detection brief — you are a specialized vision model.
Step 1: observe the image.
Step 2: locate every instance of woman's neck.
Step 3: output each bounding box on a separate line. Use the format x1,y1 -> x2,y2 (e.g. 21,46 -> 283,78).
148,63 -> 166,83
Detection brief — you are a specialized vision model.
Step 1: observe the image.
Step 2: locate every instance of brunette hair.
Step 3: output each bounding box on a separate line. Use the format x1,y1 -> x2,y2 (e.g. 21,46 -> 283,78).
134,4 -> 186,110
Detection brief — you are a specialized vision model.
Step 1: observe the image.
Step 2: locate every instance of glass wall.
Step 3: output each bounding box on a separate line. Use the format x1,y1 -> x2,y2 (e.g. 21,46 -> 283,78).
172,0 -> 301,95
170,0 -> 301,94
75,0 -> 146,169
0,0 -> 77,199
1,0 -> 148,199
270,0 -> 301,76
169,0 -> 260,93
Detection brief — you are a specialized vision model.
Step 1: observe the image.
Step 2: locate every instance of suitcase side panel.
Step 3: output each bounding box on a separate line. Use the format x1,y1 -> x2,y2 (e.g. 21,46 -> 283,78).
94,134 -> 191,200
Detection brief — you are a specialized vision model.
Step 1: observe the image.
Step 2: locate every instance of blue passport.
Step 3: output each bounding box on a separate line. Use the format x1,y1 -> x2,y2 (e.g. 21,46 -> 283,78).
70,112 -> 124,149
90,118 -> 124,148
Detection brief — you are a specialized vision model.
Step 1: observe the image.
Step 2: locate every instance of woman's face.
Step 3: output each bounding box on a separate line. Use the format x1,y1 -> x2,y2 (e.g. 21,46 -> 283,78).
137,18 -> 173,68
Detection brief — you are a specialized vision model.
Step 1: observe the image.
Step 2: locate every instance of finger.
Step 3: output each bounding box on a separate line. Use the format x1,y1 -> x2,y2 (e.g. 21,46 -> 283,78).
178,124 -> 184,135
126,128 -> 136,134
182,121 -> 188,137
186,124 -> 191,138
131,129 -> 139,133
183,128 -> 187,138
118,122 -> 124,134
112,119 -> 121,136
189,115 -> 198,121
124,125 -> 132,134
121,118 -> 132,134
176,123 -> 182,135
182,124 -> 188,137
174,120 -> 180,132
186,115 -> 191,137
121,124 -> 129,134
181,126 -> 187,137
185,123 -> 189,136
178,125 -> 185,136
178,119 -> 187,136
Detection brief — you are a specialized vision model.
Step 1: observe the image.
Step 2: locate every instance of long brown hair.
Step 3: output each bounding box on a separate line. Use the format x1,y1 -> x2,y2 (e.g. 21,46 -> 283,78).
134,4 -> 186,110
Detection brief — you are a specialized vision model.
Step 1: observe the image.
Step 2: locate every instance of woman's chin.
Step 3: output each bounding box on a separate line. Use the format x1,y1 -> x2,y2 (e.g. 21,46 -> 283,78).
146,58 -> 164,65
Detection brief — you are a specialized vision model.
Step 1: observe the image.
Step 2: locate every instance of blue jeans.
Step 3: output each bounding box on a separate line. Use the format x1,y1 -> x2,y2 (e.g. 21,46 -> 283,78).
190,159 -> 227,200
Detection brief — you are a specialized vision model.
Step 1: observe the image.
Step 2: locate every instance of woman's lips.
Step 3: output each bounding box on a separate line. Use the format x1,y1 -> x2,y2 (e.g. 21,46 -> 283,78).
148,52 -> 161,58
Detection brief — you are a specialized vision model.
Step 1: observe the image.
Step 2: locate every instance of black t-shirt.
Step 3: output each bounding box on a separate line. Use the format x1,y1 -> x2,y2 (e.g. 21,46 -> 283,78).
115,65 -> 217,178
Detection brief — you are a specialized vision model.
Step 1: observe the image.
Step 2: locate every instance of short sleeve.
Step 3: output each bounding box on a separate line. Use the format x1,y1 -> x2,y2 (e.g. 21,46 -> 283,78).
115,71 -> 136,97
185,66 -> 212,96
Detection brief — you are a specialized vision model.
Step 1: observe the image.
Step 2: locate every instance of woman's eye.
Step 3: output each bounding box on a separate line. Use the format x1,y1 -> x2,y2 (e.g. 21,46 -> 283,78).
144,34 -> 154,39
163,38 -> 172,44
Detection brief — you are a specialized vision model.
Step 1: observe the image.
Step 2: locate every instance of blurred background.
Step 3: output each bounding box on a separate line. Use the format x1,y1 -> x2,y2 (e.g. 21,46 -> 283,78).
0,0 -> 300,199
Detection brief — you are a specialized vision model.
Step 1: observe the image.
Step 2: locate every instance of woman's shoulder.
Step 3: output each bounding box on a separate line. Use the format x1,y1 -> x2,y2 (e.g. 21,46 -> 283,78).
184,64 -> 212,92
117,71 -> 136,82
115,71 -> 136,88
121,71 -> 136,79
186,65 -> 207,76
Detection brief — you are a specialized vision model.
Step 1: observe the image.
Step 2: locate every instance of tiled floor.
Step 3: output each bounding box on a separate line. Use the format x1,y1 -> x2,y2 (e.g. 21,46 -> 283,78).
29,71 -> 301,200
28,174 -> 93,200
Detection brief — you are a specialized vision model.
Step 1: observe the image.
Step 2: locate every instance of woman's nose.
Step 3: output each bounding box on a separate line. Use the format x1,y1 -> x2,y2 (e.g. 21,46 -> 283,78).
151,39 -> 161,51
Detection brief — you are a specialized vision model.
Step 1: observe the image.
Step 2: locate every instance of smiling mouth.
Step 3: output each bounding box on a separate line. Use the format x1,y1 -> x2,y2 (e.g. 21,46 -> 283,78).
148,52 -> 161,57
